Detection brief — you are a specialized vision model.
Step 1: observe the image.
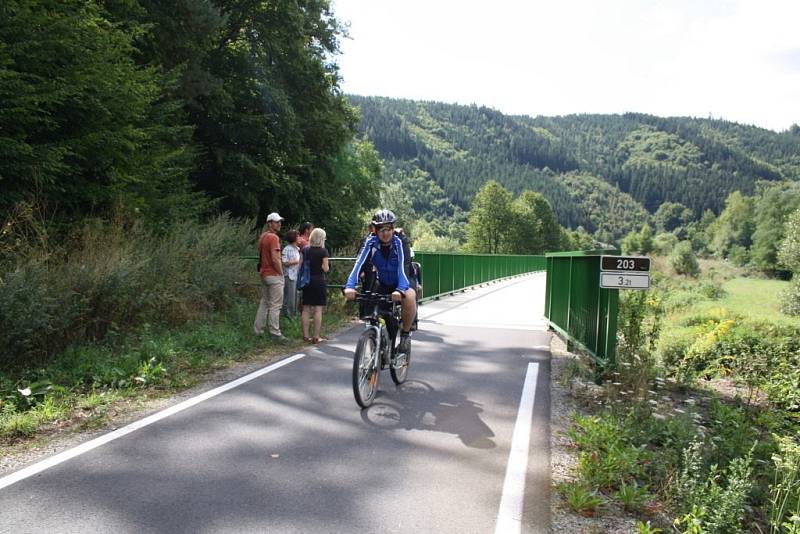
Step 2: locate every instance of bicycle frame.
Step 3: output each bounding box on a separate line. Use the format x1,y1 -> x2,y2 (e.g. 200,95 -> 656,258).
360,293 -> 401,367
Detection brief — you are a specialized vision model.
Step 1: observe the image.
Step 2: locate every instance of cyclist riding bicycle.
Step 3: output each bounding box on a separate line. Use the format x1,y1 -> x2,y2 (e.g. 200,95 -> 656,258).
344,209 -> 417,355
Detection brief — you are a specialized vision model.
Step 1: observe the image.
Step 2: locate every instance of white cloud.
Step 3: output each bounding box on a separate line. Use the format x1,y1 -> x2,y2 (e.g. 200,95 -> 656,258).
333,0 -> 800,131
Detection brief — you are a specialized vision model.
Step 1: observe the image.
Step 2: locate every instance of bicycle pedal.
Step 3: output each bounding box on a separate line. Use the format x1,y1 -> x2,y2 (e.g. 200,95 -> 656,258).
392,353 -> 408,367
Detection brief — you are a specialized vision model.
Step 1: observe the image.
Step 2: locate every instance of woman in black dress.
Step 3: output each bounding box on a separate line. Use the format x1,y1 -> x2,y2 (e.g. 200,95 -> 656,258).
301,228 -> 330,343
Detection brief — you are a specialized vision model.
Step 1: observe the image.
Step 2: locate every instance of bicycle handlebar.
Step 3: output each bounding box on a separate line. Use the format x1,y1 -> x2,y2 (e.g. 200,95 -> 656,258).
353,291 -> 393,303
350,290 -> 406,303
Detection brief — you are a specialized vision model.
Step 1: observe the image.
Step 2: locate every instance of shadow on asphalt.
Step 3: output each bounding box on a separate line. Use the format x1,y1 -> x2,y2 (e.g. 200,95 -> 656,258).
311,324 -> 447,361
360,380 -> 496,449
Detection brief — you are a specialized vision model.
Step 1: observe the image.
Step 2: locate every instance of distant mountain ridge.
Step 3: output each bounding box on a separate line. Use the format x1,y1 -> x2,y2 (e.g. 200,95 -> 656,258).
350,95 -> 800,241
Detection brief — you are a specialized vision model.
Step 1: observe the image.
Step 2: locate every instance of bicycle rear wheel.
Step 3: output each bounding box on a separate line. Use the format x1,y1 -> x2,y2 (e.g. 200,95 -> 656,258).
352,329 -> 380,408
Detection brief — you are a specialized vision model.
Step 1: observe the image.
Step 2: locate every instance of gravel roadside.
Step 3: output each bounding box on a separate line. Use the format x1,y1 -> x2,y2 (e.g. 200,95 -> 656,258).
549,334 -> 639,534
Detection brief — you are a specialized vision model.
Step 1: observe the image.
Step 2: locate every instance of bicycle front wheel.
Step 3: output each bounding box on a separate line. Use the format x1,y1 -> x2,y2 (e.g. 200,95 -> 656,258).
352,329 -> 380,408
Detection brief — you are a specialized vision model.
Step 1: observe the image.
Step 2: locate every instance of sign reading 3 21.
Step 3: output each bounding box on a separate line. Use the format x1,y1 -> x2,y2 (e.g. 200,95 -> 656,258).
599,255 -> 650,290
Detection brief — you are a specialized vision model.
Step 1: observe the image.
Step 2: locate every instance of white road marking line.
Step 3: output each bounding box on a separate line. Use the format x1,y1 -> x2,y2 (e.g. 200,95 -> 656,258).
495,362 -> 539,534
0,353 -> 306,491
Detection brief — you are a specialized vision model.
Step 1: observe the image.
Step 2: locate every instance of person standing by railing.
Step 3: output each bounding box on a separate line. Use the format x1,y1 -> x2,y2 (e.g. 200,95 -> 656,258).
297,221 -> 313,249
301,228 -> 330,344
281,229 -> 301,318
254,212 -> 287,342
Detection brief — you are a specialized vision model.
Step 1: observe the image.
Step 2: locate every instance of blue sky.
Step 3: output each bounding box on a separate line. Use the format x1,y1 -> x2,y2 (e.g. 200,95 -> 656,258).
332,0 -> 799,132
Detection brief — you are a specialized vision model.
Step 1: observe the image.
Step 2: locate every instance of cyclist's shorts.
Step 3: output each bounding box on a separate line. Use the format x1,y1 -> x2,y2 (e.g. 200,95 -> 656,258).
375,280 -> 417,295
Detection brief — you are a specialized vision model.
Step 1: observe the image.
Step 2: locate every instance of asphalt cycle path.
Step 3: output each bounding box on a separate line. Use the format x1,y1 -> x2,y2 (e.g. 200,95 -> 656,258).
0,273 -> 551,534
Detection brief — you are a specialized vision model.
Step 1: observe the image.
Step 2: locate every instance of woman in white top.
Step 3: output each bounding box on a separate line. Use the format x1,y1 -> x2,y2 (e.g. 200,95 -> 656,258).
281,229 -> 302,318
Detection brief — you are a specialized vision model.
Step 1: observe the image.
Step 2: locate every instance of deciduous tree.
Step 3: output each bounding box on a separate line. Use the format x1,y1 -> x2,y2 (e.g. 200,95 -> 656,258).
508,191 -> 561,254
466,181 -> 513,254
710,192 -> 755,259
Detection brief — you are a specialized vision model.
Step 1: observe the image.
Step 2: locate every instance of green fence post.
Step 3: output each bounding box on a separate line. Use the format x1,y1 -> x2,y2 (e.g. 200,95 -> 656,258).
544,249 -> 621,375
566,257 -> 573,339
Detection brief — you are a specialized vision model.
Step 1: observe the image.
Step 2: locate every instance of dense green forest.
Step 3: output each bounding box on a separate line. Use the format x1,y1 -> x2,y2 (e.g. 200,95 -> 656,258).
0,0 -> 379,248
350,95 -> 800,243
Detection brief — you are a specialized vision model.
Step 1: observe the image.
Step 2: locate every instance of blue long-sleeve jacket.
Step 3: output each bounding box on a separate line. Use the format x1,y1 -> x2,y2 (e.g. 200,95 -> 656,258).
346,235 -> 411,291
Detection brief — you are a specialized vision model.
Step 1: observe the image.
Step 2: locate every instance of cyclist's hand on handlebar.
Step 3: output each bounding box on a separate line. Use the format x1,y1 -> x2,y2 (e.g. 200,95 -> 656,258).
391,290 -> 404,302
343,288 -> 357,301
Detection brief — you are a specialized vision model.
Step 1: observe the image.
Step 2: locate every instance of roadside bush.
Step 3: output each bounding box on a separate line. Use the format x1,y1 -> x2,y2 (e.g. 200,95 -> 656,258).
705,400 -> 772,469
680,307 -> 737,327
670,241 -> 700,277
569,407 -> 697,513
758,336 -> 800,410
653,232 -> 679,256
656,328 -> 694,372
675,441 -> 754,534
615,290 -> 665,395
780,279 -> 800,316
698,280 -> 726,300
0,214 -> 253,370
578,444 -> 645,490
665,289 -> 701,311
728,244 -> 750,267
778,207 -> 800,316
669,314 -> 800,409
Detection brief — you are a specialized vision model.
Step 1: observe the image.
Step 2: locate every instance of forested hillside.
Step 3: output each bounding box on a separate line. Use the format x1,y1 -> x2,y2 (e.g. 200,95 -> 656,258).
351,96 -> 800,242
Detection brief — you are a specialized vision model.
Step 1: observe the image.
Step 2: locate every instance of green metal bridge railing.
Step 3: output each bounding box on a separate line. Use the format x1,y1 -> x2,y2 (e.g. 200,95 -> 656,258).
544,249 -> 619,373
414,253 -> 546,302
247,253 -> 546,299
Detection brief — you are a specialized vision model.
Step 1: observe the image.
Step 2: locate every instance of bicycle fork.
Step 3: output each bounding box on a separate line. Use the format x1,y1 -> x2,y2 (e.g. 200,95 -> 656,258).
363,323 -> 386,372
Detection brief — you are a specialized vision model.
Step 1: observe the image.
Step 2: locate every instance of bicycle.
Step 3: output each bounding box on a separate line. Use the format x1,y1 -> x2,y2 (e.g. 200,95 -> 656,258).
352,291 -> 411,408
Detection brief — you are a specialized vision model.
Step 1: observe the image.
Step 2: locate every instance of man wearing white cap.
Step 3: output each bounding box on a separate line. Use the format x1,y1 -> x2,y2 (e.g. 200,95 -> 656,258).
254,212 -> 287,341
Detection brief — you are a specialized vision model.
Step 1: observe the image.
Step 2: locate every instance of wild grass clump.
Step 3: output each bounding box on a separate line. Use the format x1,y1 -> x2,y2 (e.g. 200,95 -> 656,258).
556,480 -> 605,516
0,207 -> 254,370
768,436 -> 800,534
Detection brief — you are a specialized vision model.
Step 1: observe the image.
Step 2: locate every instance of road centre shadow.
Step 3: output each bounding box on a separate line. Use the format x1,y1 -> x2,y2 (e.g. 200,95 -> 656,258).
312,323 -> 446,362
361,380 -> 496,449
309,341 -> 353,360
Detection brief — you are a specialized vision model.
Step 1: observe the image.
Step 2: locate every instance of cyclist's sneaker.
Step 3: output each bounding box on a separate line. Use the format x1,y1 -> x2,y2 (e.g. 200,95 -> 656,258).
397,332 -> 411,355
